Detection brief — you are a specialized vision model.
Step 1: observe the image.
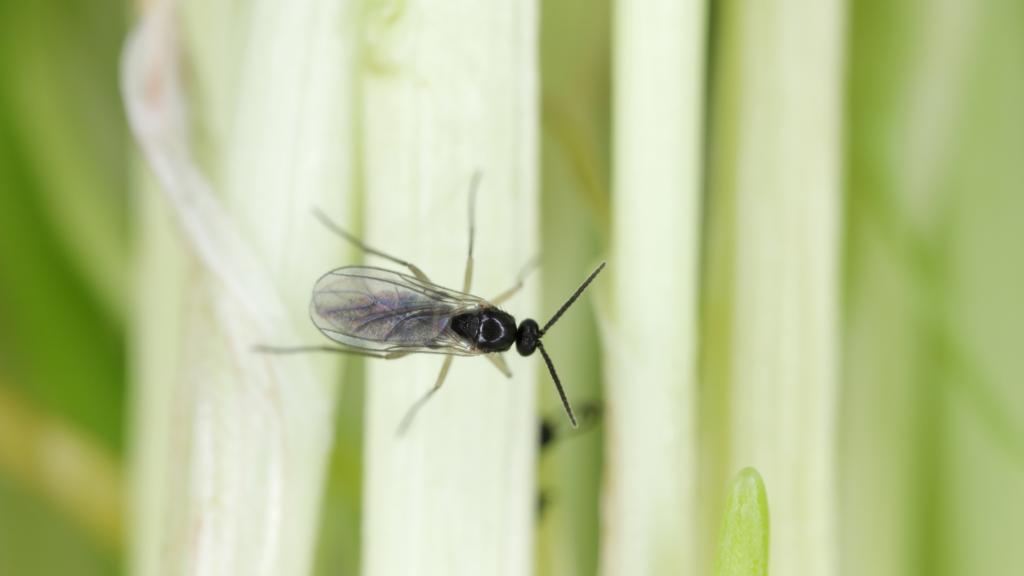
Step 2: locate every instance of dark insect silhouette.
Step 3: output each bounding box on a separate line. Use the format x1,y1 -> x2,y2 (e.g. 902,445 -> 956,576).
536,401 -> 603,520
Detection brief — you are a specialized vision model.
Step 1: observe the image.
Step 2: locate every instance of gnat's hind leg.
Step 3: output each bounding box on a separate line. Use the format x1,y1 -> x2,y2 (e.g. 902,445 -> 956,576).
396,355 -> 454,435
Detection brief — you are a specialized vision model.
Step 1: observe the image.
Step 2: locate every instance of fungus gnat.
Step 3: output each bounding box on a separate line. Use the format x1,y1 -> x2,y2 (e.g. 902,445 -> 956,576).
258,174 -> 606,434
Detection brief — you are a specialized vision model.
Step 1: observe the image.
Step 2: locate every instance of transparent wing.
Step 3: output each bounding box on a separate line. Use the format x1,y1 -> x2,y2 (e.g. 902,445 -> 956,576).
309,266 -> 486,356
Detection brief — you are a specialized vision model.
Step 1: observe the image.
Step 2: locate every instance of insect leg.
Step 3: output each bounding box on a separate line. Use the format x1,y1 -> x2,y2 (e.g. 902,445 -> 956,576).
312,208 -> 432,284
254,344 -> 409,360
486,353 -> 513,378
462,171 -> 482,293
488,255 -> 540,305
396,355 -> 453,435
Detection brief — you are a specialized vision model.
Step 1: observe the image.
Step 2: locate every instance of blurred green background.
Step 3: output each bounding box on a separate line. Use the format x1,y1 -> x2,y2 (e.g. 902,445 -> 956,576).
1,0 -> 1022,575
0,0 -> 127,574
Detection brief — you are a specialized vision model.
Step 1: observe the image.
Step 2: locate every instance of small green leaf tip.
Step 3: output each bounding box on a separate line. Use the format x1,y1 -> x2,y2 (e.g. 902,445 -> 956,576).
715,467 -> 770,576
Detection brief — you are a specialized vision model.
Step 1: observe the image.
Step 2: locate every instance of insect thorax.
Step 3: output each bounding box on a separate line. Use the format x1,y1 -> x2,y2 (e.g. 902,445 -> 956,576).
451,308 -> 517,352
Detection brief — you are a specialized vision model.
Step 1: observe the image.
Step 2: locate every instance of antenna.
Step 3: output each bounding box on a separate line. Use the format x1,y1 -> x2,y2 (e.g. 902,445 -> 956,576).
541,261 -> 607,334
533,261 -> 606,428
536,340 -> 578,427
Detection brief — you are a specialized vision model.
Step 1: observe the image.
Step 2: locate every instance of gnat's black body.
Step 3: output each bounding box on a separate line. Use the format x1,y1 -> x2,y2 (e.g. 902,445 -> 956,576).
451,309 -> 517,352
451,310 -> 541,357
258,173 -> 605,434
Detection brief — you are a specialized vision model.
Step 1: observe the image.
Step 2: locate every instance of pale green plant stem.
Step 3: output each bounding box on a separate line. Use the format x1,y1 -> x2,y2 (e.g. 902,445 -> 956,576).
601,0 -> 706,574
124,0 -> 355,573
359,1 -> 538,575
714,0 -> 845,574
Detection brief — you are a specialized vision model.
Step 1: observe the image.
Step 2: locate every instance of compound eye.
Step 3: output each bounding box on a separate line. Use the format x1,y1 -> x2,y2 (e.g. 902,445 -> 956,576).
481,317 -> 503,342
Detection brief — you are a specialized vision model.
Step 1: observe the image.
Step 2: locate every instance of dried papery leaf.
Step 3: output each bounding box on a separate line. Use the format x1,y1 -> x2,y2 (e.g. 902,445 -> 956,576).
123,1 -> 352,573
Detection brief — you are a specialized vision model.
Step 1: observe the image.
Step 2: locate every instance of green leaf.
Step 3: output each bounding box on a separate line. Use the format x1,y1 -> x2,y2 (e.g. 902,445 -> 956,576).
716,467 -> 769,576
